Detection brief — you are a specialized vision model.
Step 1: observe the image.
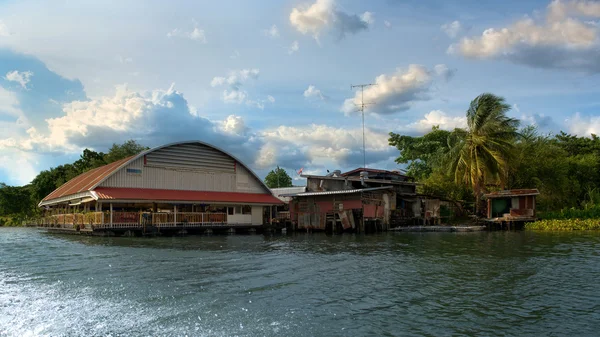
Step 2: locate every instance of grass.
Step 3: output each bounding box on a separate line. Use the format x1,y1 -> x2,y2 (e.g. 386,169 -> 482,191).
525,219 -> 600,231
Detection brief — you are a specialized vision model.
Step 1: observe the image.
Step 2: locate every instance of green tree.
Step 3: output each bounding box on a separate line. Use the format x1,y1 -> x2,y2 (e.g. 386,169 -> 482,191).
103,140 -> 148,163
389,126 -> 453,180
0,183 -> 33,216
264,166 -> 293,188
447,93 -> 520,214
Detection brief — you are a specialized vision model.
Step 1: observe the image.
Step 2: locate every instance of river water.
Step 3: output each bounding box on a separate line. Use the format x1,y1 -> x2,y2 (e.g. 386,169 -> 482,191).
1,228 -> 599,336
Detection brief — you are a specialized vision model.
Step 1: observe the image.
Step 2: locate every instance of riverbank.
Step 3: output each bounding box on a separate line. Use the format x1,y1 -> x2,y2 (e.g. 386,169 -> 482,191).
525,219 -> 600,231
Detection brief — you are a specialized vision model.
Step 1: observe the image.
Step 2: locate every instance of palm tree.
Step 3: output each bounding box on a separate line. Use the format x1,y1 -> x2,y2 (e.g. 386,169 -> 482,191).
447,93 -> 520,215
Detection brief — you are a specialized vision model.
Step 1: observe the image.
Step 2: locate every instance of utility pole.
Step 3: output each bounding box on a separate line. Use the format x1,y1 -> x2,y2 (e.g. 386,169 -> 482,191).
351,83 -> 375,169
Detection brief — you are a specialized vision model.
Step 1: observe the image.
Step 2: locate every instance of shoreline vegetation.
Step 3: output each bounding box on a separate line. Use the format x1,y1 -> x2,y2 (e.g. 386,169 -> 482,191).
2,93 -> 600,231
526,219 -> 600,231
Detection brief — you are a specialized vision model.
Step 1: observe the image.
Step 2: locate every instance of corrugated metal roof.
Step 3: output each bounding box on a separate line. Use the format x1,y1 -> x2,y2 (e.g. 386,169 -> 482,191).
41,156 -> 134,202
94,187 -> 283,204
341,167 -> 408,177
485,189 -> 540,198
270,187 -> 306,202
281,186 -> 393,197
40,141 -> 277,205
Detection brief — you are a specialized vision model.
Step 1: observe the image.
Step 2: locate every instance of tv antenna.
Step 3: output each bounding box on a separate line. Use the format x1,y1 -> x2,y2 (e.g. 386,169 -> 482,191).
351,83 -> 375,170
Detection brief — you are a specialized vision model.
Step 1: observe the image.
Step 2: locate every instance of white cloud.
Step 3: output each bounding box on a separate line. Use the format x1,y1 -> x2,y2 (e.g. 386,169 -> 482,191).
256,124 -> 393,169
230,50 -> 241,59
341,64 -> 435,115
441,20 -> 462,38
451,0 -> 600,72
0,84 -> 258,155
220,115 -> 247,135
211,69 -> 259,89
288,40 -> 300,54
5,70 -> 34,89
303,85 -> 327,100
434,64 -> 456,81
408,110 -> 467,132
211,69 -> 261,107
567,112 -> 600,136
360,12 -> 375,25
223,89 -> 248,104
167,24 -> 207,43
384,20 -> 392,28
0,20 -> 10,37
289,0 -> 371,40
264,24 -> 279,38
267,95 -> 275,103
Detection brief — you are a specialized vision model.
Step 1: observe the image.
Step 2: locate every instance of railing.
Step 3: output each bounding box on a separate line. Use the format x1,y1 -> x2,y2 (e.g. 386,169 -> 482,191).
36,212 -> 230,229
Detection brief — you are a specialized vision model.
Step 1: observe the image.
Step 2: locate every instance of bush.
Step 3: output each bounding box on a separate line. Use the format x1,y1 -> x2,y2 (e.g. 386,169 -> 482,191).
525,219 -> 600,231
538,206 -> 600,220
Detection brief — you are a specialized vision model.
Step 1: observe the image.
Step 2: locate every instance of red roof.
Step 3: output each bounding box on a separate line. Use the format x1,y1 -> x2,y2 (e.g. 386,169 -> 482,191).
42,156 -> 133,201
94,187 -> 283,204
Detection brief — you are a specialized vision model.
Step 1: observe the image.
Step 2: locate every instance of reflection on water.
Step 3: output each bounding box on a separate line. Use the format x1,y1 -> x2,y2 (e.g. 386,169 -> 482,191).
1,228 -> 600,336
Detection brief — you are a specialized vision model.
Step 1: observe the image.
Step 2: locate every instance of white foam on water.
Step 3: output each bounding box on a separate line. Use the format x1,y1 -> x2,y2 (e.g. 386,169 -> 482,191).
0,271 -> 242,337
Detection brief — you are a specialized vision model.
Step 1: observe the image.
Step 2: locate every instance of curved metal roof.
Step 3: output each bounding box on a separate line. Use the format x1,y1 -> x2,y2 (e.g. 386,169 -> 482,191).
40,140 -> 272,205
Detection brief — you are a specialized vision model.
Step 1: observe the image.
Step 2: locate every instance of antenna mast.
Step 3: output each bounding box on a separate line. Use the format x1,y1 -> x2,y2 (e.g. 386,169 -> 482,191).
351,83 -> 375,170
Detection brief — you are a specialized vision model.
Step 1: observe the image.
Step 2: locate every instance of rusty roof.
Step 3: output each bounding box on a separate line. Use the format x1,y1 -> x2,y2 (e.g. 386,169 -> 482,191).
484,189 -> 540,198
341,167 -> 408,177
41,156 -> 134,202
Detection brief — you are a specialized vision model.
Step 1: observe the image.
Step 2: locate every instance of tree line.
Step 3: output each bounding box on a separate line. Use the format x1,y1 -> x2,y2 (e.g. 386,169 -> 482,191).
0,140 -> 148,226
389,93 -> 600,214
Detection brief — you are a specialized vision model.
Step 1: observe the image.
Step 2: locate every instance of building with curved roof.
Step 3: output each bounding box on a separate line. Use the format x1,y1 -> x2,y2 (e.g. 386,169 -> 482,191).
39,141 -> 282,231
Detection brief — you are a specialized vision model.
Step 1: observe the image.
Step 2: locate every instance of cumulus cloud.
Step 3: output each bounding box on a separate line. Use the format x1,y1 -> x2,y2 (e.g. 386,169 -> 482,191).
567,112 -> 600,136
5,70 -> 34,89
211,69 -> 262,107
303,85 -> 327,100
267,95 -> 275,103
341,64 -> 446,115
220,115 -> 247,135
384,20 -> 392,28
257,124 -> 393,169
441,20 -> 462,38
434,64 -> 456,81
289,0 -> 371,40
451,0 -> 600,72
167,23 -> 207,43
264,24 -> 279,38
0,84 -> 256,154
288,40 -> 300,54
408,110 -> 467,132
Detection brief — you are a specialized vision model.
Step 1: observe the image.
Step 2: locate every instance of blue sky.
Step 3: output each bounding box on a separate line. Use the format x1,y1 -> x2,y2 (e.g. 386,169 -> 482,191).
1,0 -> 600,186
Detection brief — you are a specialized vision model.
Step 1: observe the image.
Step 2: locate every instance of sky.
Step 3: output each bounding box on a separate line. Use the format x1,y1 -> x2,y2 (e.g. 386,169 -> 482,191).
1,0 -> 600,186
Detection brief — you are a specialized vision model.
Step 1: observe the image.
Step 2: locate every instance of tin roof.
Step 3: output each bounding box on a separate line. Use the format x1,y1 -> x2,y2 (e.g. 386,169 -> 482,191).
40,140 -> 276,206
281,186 -> 394,197
41,156 -> 134,202
341,167 -> 408,177
484,189 -> 540,198
94,187 -> 283,204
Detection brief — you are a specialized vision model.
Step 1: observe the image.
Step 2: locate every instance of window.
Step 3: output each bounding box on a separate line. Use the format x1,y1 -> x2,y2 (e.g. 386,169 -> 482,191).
235,206 -> 242,214
242,205 -> 252,214
227,207 -> 234,215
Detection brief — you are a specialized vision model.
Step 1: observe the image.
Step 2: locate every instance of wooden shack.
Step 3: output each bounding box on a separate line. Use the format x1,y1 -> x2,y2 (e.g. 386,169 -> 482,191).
484,189 -> 539,222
